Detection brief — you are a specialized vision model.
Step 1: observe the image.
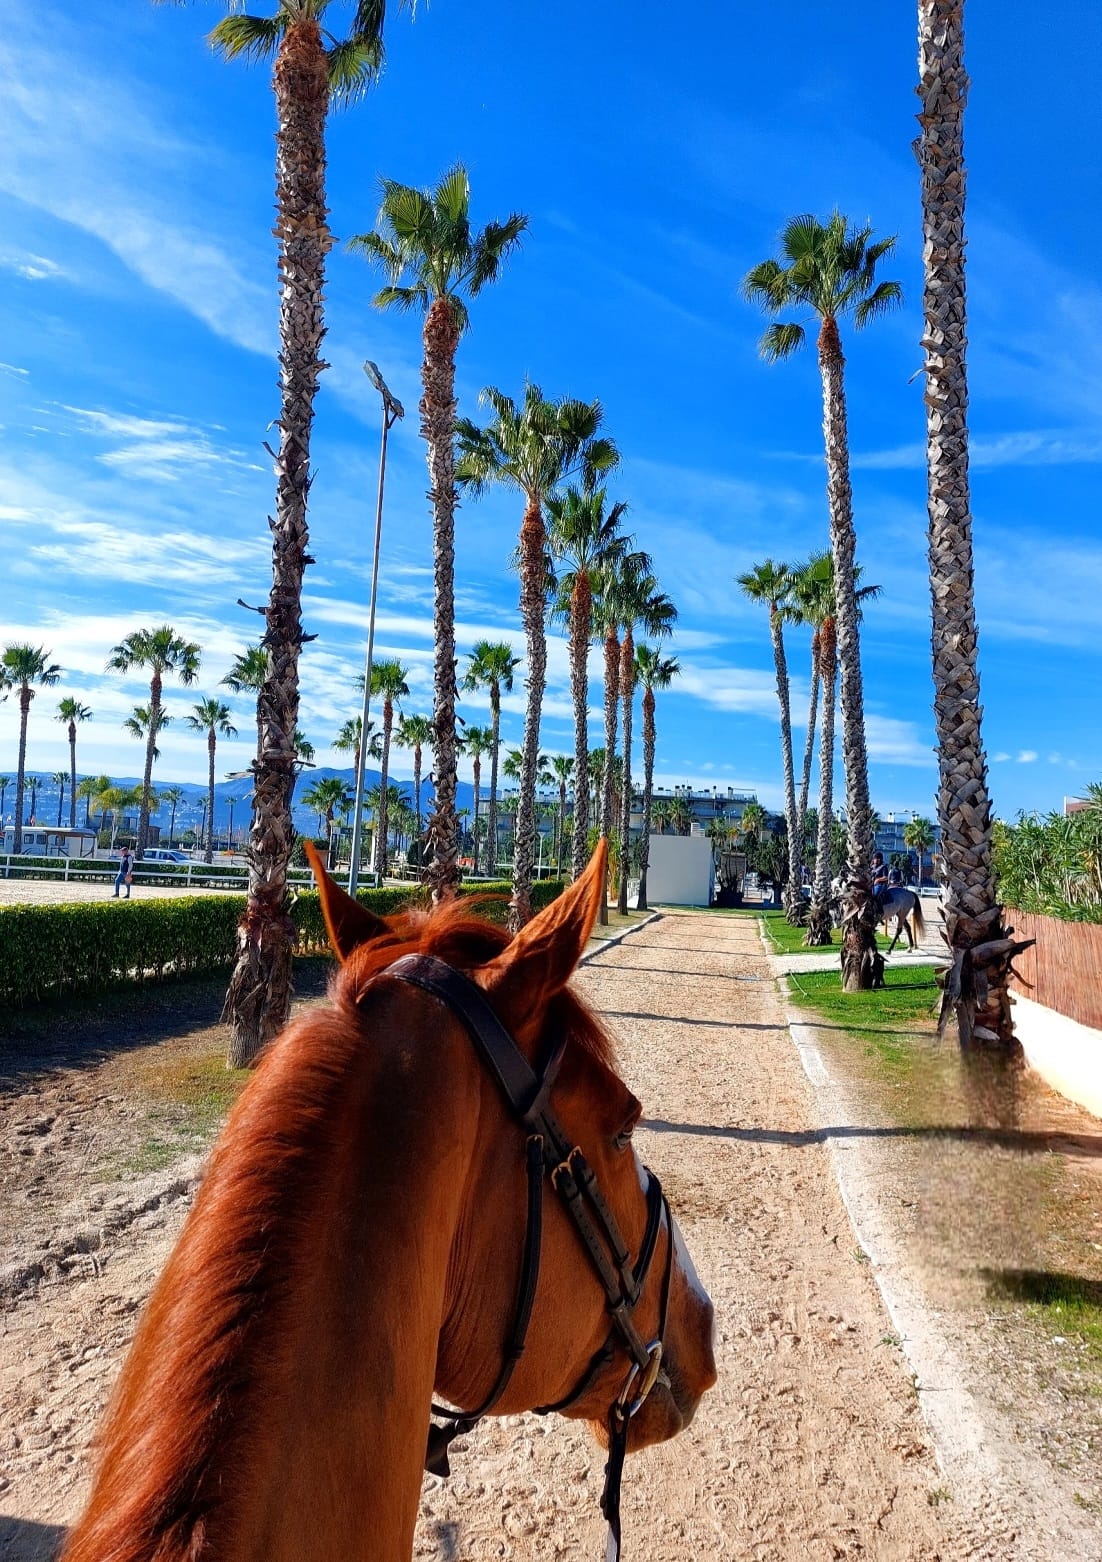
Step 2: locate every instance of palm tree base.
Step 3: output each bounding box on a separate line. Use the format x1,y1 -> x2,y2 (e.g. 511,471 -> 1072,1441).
840,879 -> 884,991
223,899 -> 296,1067
804,902 -> 833,946
784,885 -> 807,925
936,903 -> 1033,1058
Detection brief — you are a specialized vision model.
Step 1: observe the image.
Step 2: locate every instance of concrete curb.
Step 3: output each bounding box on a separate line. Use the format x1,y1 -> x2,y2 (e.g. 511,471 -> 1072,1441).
580,910 -> 661,965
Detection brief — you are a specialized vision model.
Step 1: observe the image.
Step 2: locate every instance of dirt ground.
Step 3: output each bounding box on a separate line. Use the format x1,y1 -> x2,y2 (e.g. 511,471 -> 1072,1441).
0,913 -> 1097,1558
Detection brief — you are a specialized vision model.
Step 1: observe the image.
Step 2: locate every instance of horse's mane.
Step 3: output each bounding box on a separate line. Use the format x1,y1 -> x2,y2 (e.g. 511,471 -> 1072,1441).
62,896 -> 614,1562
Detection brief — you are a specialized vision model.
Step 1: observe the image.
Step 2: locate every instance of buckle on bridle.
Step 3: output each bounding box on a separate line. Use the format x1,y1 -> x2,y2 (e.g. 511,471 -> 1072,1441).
615,1340 -> 664,1419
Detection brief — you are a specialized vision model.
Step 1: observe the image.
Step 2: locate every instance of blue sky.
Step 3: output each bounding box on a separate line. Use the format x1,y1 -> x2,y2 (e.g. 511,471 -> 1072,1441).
1,0 -> 1099,821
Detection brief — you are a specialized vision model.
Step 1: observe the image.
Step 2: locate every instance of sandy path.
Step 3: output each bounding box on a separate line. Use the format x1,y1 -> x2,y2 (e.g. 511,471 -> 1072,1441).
3,911 -> 1006,1559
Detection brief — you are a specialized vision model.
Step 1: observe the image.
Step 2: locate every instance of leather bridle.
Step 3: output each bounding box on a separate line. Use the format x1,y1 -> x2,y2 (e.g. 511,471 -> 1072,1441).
385,953 -> 674,1562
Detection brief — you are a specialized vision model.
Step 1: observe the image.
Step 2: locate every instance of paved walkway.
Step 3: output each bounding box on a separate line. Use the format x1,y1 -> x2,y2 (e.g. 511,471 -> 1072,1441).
766,897 -> 947,977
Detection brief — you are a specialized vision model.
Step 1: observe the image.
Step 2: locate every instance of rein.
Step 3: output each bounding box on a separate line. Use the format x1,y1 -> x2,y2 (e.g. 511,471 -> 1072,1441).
385,953 -> 673,1562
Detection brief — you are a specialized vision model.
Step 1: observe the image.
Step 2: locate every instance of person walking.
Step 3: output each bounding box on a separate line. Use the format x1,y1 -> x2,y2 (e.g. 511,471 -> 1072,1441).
113,847 -> 133,900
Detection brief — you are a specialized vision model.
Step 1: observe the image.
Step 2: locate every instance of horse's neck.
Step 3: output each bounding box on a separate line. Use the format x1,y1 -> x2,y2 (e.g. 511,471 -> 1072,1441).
66,992 -> 481,1562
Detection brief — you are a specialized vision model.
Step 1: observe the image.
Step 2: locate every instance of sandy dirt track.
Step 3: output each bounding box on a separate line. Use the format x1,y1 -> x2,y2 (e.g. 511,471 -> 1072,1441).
0,910 -> 1034,1558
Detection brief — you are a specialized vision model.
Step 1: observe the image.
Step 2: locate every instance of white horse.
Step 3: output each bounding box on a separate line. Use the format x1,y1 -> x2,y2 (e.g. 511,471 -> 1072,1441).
876,885 -> 926,954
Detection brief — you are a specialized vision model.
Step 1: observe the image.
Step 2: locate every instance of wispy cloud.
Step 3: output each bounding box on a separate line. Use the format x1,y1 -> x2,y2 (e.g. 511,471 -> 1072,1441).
844,430 -> 1102,472
1017,750 -> 1039,764
0,361 -> 29,379
59,404 -> 265,484
0,249 -> 64,281
0,18 -> 273,355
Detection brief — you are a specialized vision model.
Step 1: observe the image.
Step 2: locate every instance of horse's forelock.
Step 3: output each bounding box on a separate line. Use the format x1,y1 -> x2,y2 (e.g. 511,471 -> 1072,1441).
333,897 -> 617,1072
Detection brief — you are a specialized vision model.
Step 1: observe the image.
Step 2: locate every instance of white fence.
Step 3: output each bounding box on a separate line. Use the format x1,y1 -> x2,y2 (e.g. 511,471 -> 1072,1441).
0,856 -> 317,892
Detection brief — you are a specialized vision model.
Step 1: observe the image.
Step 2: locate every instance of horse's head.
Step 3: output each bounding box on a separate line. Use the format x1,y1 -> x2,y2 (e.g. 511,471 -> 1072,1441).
312,844 -> 716,1456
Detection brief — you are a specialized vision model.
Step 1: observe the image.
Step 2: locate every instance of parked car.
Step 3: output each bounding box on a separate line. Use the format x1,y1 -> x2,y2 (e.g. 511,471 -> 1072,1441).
141,848 -> 191,864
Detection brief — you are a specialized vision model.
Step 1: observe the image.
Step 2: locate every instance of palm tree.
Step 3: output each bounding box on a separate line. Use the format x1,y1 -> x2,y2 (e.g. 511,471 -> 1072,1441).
634,647 -> 680,911
187,698 -> 238,865
1,645 -> 61,852
462,724 -> 494,874
173,1 -> 399,1064
333,713 -> 383,776
462,640 -> 518,880
396,712 -> 433,840
904,815 -> 936,891
547,484 -> 631,879
369,658 -> 409,877
99,783 -> 145,849
458,386 -> 619,926
549,754 -> 574,874
55,698 -> 92,829
613,570 -> 676,914
289,727 -> 315,812
0,777 -> 9,820
222,644 -> 269,763
52,770 -> 68,828
108,627 -> 199,856
352,167 -> 526,905
650,796 -> 673,837
786,562 -> 824,869
918,1 -> 1030,1049
744,213 -> 902,987
160,784 -> 186,847
125,704 -> 170,764
301,776 -> 352,863
77,774 -> 111,832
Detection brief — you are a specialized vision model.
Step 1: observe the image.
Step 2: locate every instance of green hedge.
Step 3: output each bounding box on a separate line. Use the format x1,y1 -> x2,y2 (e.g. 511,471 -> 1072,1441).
0,879 -> 566,1010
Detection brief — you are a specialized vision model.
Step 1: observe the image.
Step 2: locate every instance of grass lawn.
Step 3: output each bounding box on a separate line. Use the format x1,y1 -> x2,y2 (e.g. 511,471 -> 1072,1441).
760,908 -> 896,956
785,962 -> 941,1076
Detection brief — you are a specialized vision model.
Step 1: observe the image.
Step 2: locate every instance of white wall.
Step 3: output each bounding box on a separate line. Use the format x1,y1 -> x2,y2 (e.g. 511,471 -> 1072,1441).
646,834 -> 714,906
1013,992 -> 1102,1122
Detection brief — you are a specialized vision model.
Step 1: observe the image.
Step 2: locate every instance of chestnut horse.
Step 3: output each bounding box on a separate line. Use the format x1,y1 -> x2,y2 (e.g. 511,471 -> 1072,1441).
61,844 -> 715,1562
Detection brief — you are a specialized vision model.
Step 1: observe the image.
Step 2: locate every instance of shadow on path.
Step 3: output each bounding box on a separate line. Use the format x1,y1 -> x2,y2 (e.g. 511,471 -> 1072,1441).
0,1515 -> 66,1561
642,1115 -> 1102,1158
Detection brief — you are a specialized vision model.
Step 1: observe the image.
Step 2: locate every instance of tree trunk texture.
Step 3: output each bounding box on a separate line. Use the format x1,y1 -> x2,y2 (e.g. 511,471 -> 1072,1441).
818,316 -> 878,987
797,634 -> 819,858
223,20 -> 332,1067
510,496 -> 547,930
637,687 -> 656,911
471,757 -> 481,876
617,630 -> 635,915
770,610 -> 802,922
917,0 -> 1030,1051
599,627 -> 620,925
137,670 -> 161,858
569,573 -> 591,880
421,295 -> 461,903
68,723 -> 77,830
206,731 -> 216,866
806,620 -> 839,947
413,745 -> 423,843
486,690 -> 501,878
13,690 -> 30,854
375,698 -> 394,878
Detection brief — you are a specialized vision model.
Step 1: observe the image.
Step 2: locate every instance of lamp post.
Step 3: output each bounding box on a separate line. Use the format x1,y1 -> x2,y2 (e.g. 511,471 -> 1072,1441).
348,361 -> 405,894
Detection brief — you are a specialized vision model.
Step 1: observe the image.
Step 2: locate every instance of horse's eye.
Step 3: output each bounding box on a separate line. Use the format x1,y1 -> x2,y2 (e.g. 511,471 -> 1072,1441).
612,1124 -> 634,1152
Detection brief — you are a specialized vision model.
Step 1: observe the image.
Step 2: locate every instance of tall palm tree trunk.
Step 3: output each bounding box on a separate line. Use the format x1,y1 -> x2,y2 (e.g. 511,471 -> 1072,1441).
617,630 -> 635,915
206,731 -> 217,866
557,782 -> 567,874
375,700 -> 394,878
806,620 -> 838,946
422,296 -> 461,902
918,0 -> 1029,1050
13,694 -> 29,853
770,610 -> 802,920
68,722 -> 78,830
797,634 -> 820,856
818,316 -> 879,989
569,574 -> 592,879
471,757 -> 481,875
137,671 -> 161,857
511,497 -> 546,929
413,744 -> 423,841
637,688 -> 657,911
486,689 -> 501,879
598,627 -> 620,924
224,19 -> 332,1066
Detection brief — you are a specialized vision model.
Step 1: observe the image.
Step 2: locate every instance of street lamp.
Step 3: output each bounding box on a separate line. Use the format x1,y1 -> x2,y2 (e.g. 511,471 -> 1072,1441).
348,361 -> 405,894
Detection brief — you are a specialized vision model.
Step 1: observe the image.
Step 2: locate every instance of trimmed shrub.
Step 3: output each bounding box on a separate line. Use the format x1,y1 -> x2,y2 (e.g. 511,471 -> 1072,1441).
0,879 -> 567,1010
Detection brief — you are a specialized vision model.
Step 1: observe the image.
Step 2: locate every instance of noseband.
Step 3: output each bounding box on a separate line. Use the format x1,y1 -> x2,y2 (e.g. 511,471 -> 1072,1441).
385,953 -> 674,1562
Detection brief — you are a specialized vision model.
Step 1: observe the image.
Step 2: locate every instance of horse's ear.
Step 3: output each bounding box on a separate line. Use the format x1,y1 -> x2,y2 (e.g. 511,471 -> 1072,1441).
480,840 -> 608,1040
305,840 -> 391,963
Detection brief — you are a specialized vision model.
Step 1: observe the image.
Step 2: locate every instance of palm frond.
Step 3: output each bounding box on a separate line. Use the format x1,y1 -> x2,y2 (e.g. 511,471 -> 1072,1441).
372,283 -> 429,313
434,163 -> 471,227
326,35 -> 383,99
209,13 -> 283,62
853,279 -> 904,329
760,321 -> 806,361
741,257 -> 792,311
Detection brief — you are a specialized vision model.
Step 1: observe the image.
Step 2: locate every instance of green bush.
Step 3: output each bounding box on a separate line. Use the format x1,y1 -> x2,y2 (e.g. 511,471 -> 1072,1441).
0,879 -> 567,1009
994,794 -> 1102,923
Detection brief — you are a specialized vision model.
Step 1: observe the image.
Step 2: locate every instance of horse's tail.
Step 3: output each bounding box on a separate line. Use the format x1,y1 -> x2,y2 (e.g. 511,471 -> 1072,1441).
910,894 -> 925,942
